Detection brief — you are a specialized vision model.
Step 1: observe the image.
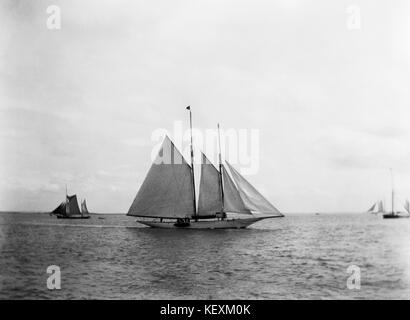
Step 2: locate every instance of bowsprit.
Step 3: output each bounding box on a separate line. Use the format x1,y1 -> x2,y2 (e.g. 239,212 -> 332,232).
204,304 -> 251,315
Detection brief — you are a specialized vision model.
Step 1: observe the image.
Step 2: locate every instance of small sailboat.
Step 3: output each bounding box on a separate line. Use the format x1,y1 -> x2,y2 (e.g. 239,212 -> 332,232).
383,169 -> 410,219
127,107 -> 284,229
367,200 -> 384,214
51,193 -> 91,219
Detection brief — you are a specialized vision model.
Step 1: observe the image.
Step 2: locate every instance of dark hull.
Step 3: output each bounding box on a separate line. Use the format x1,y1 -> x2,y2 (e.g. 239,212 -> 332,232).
383,214 -> 409,219
56,215 -> 90,219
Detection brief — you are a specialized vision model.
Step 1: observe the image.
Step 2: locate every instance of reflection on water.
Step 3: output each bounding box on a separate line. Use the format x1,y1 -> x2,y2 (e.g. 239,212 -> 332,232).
0,212 -> 409,299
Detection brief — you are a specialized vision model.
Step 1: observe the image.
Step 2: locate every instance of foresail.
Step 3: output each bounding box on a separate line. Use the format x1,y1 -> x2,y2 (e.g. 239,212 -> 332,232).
221,165 -> 250,214
51,202 -> 65,215
66,195 -> 81,216
197,153 -> 222,217
367,203 -> 376,212
225,161 -> 282,215
127,136 -> 195,219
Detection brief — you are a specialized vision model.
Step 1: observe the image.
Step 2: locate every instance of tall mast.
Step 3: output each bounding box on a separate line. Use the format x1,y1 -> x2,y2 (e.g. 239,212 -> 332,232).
390,168 -> 395,215
186,106 -> 197,219
217,123 -> 225,213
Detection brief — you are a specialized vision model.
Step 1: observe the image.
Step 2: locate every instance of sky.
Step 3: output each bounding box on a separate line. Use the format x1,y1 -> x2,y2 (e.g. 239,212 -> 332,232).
1,0 -> 410,213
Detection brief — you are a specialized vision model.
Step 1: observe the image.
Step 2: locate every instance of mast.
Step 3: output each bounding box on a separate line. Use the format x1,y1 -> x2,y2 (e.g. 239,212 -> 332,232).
65,184 -> 68,216
390,168 -> 395,215
217,123 -> 225,214
186,106 -> 197,220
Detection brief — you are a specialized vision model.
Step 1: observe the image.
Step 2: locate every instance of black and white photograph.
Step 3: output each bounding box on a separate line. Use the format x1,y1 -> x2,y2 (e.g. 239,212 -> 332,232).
1,0 -> 410,307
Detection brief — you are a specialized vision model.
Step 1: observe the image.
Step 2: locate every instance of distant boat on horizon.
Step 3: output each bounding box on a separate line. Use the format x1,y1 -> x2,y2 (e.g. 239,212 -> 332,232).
367,200 -> 384,214
127,107 -> 284,229
50,194 -> 91,219
382,169 -> 410,219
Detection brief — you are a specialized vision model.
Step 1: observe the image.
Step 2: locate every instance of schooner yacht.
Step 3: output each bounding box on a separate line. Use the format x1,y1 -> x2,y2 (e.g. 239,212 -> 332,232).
127,107 -> 284,229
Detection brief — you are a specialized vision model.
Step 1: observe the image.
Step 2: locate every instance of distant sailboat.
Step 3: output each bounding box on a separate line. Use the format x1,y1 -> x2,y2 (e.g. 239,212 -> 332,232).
383,169 -> 410,219
127,108 -> 284,229
51,193 -> 91,219
368,200 -> 384,214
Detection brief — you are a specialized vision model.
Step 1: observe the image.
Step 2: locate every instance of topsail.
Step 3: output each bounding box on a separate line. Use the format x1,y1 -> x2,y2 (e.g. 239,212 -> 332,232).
127,136 -> 195,219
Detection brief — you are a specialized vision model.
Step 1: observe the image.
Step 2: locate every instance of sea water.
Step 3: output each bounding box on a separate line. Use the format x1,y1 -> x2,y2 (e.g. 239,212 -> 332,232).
0,212 -> 409,299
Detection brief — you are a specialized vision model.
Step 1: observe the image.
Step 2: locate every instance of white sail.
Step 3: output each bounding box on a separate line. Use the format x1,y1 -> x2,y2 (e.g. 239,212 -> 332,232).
377,201 -> 384,213
404,199 -> 410,214
221,165 -> 251,214
197,152 -> 222,217
127,136 -> 195,219
81,199 -> 89,214
225,161 -> 282,215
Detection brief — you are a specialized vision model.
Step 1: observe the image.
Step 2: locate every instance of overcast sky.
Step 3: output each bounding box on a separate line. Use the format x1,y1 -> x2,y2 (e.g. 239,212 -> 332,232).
1,0 -> 410,213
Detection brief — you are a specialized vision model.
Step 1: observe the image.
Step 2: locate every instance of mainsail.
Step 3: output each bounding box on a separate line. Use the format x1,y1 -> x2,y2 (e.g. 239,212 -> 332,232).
127,136 -> 195,219
225,161 -> 282,215
66,195 -> 81,216
81,199 -> 89,214
197,152 -> 222,217
221,165 -> 251,214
